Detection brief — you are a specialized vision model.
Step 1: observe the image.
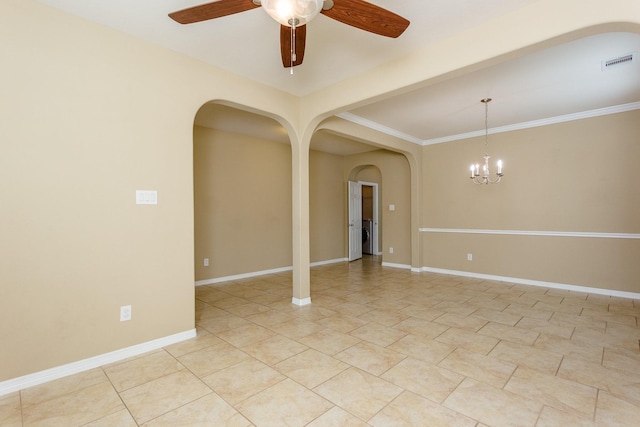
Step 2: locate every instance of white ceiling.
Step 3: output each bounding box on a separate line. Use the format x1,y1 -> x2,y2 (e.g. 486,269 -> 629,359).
37,1 -> 640,154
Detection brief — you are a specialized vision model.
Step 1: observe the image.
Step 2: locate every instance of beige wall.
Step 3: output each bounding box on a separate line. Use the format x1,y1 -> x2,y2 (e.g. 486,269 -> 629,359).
421,110 -> 640,292
194,127 -> 349,280
194,127 -> 293,280
345,151 -> 412,266
0,0 -> 299,382
309,150 -> 346,263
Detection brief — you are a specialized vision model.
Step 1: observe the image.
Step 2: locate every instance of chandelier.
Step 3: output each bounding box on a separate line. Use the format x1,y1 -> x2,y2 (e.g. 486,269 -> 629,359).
470,98 -> 504,184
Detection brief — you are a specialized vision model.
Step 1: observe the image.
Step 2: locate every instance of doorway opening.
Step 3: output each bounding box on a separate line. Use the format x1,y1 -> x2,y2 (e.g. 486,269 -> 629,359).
348,180 -> 379,261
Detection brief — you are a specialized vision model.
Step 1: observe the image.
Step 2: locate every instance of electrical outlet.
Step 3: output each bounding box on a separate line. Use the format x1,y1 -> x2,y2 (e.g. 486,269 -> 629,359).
204,258 -> 209,267
389,247 -> 394,254
120,305 -> 132,322
467,253 -> 473,261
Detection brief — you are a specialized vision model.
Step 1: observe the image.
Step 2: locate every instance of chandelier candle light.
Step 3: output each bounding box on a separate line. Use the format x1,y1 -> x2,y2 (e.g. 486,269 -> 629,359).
470,98 -> 504,184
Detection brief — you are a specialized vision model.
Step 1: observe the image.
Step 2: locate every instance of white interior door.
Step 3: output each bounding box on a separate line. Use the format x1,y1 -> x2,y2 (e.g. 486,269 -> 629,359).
348,181 -> 363,261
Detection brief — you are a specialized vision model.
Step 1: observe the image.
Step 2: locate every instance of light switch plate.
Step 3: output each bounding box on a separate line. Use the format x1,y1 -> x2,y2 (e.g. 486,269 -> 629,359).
136,190 -> 157,205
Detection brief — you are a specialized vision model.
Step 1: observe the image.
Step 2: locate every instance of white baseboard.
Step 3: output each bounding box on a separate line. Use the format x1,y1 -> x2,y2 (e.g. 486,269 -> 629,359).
381,262 -> 412,270
195,266 -> 293,286
292,297 -> 312,306
0,328 -> 196,397
311,258 -> 348,267
195,259 -> 348,286
420,267 -> 640,300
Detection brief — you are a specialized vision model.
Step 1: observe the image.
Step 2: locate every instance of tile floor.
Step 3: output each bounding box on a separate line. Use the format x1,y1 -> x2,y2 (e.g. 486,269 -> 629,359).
3,256 -> 640,426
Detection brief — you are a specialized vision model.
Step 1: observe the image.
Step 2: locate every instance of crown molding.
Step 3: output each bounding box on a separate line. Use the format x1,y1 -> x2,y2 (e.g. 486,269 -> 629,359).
337,102 -> 640,146
335,112 -> 423,144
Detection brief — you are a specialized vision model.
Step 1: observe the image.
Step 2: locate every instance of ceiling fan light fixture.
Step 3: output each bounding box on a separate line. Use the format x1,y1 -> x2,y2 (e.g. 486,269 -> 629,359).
261,0 -> 324,27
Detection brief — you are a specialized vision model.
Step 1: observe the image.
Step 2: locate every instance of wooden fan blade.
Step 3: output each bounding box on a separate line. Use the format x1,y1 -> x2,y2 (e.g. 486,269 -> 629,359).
321,0 -> 409,38
280,24 -> 307,68
169,0 -> 259,24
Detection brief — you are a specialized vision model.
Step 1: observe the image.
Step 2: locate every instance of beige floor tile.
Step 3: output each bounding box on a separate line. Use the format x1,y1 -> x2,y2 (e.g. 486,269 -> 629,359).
515,316 -> 575,339
366,298 -> 410,311
603,346 -> 640,373
433,301 -> 477,316
177,341 -> 250,377
195,303 -> 228,320
314,368 -> 402,421
142,393 -> 251,426
268,318 -> 325,340
433,312 -> 488,331
236,378 -> 333,427
298,328 -> 361,355
369,390 -> 476,427
211,296 -> 251,309
163,328 -> 224,358
224,302 -> 272,317
241,334 -> 308,365
335,342 -> 405,376
20,368 -> 108,407
276,349 -> 349,388
477,321 -> 540,345
397,305 -> 445,321
312,295 -> 348,308
287,305 -> 338,321
438,348 -> 516,388
388,334 -> 455,364
349,322 -> 407,347
435,327 -> 499,355
608,303 -> 640,316
244,309 -> 293,327
381,357 -> 464,403
605,321 -> 640,339
471,307 -> 522,326
316,314 -> 368,333
595,391 -> 640,427
536,406 -> 597,427
504,303 -> 554,320
104,350 -> 185,392
505,366 -> 597,418
197,313 -> 252,334
0,393 -> 22,427
443,378 -> 542,427
581,308 -> 637,326
119,370 -> 211,425
488,340 -> 563,375
533,301 -> 584,315
558,358 -> 640,406
357,308 -> 408,326
306,406 -> 369,427
22,381 -> 123,427
533,333 -> 603,364
217,323 -> 276,347
392,317 -> 450,338
550,311 -> 606,330
333,302 -> 375,317
572,326 -> 639,352
201,358 -> 285,404
84,408 -> 137,426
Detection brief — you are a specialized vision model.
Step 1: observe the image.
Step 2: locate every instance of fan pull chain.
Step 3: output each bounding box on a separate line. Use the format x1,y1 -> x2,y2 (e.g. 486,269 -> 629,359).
290,20 -> 296,75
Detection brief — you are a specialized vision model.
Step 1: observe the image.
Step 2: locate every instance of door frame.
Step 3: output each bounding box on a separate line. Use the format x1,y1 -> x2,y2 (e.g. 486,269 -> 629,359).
348,181 -> 362,261
359,181 -> 379,255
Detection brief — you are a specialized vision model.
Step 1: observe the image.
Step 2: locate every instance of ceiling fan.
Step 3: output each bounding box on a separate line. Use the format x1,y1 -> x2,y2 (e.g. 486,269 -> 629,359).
169,0 -> 410,68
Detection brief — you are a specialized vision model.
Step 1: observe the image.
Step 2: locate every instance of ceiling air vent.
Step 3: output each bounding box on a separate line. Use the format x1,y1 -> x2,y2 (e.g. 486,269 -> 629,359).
602,52 -> 636,71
